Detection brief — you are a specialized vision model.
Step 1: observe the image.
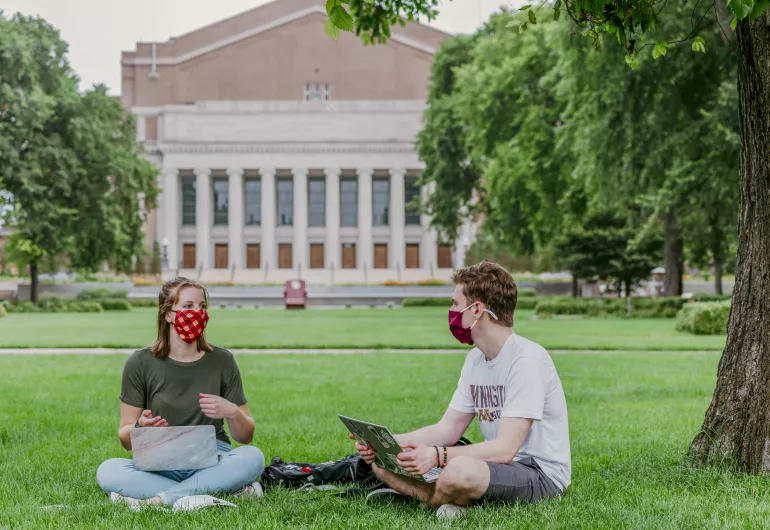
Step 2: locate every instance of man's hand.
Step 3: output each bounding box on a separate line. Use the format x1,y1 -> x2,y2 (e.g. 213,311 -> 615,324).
136,409 -> 168,428
349,434 -> 375,465
199,393 -> 239,420
397,441 -> 439,476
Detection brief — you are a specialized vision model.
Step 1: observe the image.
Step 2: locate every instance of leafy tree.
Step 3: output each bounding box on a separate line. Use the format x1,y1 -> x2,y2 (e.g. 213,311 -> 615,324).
557,211 -> 663,298
150,240 -> 161,276
0,13 -> 158,301
323,0 -> 770,474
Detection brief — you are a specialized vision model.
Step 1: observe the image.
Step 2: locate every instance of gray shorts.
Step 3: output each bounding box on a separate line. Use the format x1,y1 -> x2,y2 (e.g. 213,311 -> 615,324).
481,457 -> 562,504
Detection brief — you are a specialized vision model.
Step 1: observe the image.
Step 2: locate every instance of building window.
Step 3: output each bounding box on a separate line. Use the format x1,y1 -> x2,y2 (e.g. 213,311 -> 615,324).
213,176 -> 229,226
303,83 -> 330,101
405,176 -> 421,226
308,177 -> 326,227
276,177 -> 293,226
340,177 -> 358,227
372,177 -> 389,227
406,243 -> 420,269
437,245 -> 453,269
244,177 -> 261,226
181,175 -> 196,226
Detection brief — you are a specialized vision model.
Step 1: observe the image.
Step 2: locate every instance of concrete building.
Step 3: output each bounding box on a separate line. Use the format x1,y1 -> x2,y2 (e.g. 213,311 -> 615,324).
122,0 -> 474,283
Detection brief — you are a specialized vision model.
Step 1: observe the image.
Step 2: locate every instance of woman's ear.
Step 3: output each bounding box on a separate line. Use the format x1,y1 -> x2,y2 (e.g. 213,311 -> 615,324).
165,310 -> 174,324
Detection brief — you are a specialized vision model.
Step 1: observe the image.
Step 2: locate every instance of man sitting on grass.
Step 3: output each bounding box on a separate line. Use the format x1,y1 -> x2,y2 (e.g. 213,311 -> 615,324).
352,261 -> 571,518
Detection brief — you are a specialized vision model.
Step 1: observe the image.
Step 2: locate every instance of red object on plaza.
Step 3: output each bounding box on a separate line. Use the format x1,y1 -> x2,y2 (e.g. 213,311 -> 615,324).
284,279 -> 307,309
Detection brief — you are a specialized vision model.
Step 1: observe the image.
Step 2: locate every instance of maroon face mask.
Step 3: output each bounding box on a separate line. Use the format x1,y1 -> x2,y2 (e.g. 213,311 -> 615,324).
448,303 -> 499,345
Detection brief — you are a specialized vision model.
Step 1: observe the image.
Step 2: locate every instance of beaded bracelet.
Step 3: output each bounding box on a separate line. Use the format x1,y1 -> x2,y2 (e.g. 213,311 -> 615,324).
443,446 -> 448,467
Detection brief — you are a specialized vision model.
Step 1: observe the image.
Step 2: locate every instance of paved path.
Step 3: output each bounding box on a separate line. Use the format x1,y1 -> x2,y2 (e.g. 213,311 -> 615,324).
0,348 -> 720,355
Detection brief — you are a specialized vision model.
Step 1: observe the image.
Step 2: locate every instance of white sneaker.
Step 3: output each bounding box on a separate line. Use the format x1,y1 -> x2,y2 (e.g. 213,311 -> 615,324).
235,481 -> 264,498
436,503 -> 468,518
109,492 -> 143,512
172,495 -> 238,512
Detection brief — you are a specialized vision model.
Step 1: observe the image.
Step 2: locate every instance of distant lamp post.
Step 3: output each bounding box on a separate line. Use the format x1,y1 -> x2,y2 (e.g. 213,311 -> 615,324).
161,237 -> 169,271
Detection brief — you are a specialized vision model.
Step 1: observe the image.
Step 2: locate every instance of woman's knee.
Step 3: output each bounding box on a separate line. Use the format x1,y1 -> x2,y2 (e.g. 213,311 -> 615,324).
96,458 -> 133,491
232,445 -> 265,479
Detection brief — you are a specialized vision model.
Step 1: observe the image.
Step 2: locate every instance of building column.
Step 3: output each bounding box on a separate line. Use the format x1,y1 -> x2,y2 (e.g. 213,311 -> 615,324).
227,167 -> 244,270
325,167 -> 341,270
357,167 -> 373,270
389,167 -> 406,271
260,168 -> 276,270
195,167 -> 211,270
162,168 -> 179,272
292,168 -> 308,272
421,182 -> 438,275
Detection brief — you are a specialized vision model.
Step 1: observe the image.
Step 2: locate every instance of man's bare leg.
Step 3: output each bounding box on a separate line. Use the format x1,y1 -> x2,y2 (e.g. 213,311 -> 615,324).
427,456 -> 490,507
372,465 -> 435,503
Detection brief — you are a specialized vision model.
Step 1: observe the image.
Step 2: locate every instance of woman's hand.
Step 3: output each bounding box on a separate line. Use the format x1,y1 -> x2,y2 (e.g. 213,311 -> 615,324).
349,433 -> 375,465
137,409 -> 168,428
199,393 -> 239,420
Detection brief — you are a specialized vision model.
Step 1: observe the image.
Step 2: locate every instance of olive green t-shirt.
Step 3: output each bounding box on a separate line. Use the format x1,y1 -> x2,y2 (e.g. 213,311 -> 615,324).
119,346 -> 247,444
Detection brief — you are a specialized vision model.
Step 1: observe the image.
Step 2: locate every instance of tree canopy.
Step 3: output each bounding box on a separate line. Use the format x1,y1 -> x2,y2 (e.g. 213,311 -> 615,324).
0,12 -> 158,300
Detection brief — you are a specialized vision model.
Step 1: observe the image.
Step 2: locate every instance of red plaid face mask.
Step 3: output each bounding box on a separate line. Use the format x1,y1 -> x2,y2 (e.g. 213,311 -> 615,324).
172,309 -> 209,344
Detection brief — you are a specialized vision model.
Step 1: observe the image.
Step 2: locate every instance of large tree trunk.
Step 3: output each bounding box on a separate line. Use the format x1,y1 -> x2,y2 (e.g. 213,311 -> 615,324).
663,210 -> 684,297
690,12 -> 770,472
30,261 -> 39,303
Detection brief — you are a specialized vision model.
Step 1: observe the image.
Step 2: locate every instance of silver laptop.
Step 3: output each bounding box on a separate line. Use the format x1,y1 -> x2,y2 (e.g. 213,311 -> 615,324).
130,425 -> 219,471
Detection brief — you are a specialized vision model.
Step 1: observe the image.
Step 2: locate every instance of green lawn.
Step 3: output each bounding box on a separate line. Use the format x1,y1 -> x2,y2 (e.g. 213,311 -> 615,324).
1,352 -> 768,529
0,308 -> 726,351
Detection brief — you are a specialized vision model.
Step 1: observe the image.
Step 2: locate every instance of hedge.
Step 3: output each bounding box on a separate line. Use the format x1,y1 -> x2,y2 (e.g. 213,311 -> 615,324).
689,292 -> 733,303
128,298 -> 158,308
402,298 -> 449,307
676,301 -> 731,335
76,287 -> 128,301
516,298 -> 538,310
519,288 -> 537,298
4,299 -> 103,313
95,298 -> 133,311
535,297 -> 687,318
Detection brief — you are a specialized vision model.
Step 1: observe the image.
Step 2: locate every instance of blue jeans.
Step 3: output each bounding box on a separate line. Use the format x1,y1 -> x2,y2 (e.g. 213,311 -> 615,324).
97,441 -> 265,505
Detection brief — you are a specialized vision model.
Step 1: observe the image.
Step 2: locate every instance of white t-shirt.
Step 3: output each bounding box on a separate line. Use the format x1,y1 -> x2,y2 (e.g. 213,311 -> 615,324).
449,332 -> 571,491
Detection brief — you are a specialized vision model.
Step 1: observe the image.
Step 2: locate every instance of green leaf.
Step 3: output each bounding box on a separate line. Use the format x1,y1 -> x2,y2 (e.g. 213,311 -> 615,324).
324,19 -> 341,40
330,5 -> 354,31
652,40 -> 669,59
363,0 -> 375,3
730,16 -> 738,29
625,53 -> 639,69
528,10 -> 537,24
507,19 -> 523,27
554,7 -> 561,20
727,0 -> 755,19
520,4 -> 532,10
749,0 -> 769,20
325,0 -> 338,15
692,36 -> 706,53
519,21 -> 528,34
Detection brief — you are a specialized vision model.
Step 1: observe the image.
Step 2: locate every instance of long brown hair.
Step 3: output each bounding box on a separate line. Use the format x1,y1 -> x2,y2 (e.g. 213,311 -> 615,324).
150,277 -> 214,358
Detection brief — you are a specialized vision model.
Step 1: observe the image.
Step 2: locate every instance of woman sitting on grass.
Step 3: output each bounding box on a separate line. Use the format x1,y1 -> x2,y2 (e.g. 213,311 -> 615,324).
96,277 -> 265,509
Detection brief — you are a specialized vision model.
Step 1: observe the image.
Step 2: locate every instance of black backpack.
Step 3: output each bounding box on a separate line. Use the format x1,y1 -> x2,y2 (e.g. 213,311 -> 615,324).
260,437 -> 472,492
260,454 -> 379,490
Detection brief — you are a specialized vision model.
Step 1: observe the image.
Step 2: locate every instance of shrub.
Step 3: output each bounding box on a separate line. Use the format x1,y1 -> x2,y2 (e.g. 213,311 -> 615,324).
518,288 -> 537,298
676,301 -> 731,335
403,297 -> 449,307
535,296 -> 686,318
128,298 -> 158,308
516,298 -> 538,310
6,301 -> 41,313
76,288 -> 128,301
0,303 -> 6,318
68,301 -> 104,313
95,298 -> 132,311
689,292 -> 732,303
37,296 -> 71,312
